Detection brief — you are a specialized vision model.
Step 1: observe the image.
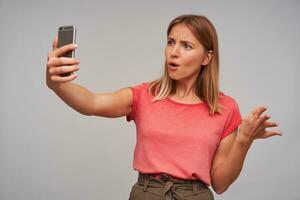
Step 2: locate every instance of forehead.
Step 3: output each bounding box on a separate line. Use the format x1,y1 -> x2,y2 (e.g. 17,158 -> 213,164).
168,24 -> 199,43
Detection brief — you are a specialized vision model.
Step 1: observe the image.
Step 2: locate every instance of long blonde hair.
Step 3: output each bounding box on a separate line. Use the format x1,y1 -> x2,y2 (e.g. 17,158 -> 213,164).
148,14 -> 224,115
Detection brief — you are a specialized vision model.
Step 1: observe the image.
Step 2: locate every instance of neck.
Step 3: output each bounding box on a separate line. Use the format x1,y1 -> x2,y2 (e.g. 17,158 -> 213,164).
173,79 -> 197,99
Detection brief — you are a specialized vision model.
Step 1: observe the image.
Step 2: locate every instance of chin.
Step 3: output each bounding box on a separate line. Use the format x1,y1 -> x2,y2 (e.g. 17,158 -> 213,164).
168,74 -> 179,80
169,76 -> 182,81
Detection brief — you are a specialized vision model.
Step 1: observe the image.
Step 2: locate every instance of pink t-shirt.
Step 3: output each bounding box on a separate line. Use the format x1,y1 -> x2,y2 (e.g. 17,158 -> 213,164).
126,82 -> 242,186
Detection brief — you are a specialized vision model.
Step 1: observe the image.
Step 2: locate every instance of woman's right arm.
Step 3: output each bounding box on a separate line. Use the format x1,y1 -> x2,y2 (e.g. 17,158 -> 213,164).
46,37 -> 133,117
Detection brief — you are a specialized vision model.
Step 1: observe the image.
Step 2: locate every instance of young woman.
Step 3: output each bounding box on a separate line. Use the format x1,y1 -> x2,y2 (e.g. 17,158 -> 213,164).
46,14 -> 282,200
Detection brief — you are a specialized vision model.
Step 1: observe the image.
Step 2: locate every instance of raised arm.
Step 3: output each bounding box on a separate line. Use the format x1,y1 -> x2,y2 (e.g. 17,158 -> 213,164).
46,36 -> 133,117
210,106 -> 281,194
91,88 -> 132,117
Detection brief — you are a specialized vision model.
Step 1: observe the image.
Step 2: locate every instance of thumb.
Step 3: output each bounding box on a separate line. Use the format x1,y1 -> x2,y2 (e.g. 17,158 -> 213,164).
52,36 -> 58,50
261,131 -> 282,139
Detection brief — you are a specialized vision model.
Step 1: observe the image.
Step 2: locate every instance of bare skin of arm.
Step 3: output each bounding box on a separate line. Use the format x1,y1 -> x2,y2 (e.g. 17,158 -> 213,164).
46,37 -> 133,117
210,106 -> 282,194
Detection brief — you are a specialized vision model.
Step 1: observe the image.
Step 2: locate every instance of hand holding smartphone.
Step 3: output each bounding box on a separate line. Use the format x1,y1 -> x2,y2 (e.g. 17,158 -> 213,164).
57,25 -> 76,77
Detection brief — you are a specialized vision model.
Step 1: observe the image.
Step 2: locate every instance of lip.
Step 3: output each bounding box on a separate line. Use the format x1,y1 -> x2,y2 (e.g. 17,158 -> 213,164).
168,61 -> 180,66
168,64 -> 179,71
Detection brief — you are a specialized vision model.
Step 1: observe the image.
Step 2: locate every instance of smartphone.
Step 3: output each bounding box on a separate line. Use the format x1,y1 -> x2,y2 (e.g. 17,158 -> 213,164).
57,25 -> 76,77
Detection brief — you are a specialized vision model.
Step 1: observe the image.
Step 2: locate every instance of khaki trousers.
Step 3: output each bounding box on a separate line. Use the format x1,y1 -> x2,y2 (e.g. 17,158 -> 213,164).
128,173 -> 214,200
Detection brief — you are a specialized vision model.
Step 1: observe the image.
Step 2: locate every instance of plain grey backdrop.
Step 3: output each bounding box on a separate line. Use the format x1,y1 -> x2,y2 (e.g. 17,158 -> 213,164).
1,0 -> 299,199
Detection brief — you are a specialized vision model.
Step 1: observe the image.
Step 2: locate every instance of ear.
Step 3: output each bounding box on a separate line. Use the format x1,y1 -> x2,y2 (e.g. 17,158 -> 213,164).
202,50 -> 213,66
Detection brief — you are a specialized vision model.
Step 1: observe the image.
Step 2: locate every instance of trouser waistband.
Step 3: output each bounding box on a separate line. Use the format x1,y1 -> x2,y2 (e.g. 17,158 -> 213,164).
136,172 -> 207,200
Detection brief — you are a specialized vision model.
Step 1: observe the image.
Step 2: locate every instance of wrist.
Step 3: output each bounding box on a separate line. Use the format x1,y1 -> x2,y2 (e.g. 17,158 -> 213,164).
48,84 -> 60,91
236,132 -> 254,147
47,81 -> 63,91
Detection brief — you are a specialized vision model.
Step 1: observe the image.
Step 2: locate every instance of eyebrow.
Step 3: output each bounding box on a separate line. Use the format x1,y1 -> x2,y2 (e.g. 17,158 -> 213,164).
168,37 -> 195,46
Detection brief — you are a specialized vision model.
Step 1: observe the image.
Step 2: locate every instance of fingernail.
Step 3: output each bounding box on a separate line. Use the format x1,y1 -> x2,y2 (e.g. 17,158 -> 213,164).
74,44 -> 78,48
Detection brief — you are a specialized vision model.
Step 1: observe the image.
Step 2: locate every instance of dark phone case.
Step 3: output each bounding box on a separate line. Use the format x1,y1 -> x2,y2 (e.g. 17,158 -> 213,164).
57,26 -> 76,77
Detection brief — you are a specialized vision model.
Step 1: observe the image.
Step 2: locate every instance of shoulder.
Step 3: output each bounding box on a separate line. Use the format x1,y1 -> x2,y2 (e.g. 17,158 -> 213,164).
218,91 -> 240,111
130,82 -> 150,92
130,82 -> 152,99
132,81 -> 151,89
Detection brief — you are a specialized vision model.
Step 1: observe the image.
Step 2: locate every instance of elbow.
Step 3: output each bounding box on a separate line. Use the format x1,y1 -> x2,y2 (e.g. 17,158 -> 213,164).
79,101 -> 96,116
77,108 -> 94,116
75,94 -> 97,116
213,187 -> 227,195
211,181 -> 229,195
82,112 -> 93,116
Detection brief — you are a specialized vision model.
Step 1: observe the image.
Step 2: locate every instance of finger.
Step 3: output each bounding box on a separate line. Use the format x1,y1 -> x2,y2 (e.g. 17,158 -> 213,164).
48,65 -> 79,76
250,106 -> 263,118
48,36 -> 59,60
52,43 -> 77,58
251,105 -> 267,117
257,114 -> 271,126
263,121 -> 279,128
50,73 -> 78,83
47,57 -> 80,68
250,106 -> 261,115
260,130 -> 282,139
52,36 -> 58,50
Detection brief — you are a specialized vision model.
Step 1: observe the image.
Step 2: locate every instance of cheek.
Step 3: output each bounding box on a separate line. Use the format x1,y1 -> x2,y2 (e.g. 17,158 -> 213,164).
183,52 -> 204,68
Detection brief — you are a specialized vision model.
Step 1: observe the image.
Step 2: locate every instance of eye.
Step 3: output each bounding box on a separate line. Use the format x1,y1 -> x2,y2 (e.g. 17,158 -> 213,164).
167,40 -> 174,46
183,43 -> 192,49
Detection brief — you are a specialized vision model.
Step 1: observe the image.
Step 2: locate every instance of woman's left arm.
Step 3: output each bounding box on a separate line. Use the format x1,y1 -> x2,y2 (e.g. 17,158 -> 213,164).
210,106 -> 282,194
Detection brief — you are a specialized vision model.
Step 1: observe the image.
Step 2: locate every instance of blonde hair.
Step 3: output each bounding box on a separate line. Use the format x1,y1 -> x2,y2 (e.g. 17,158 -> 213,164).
148,14 -> 224,115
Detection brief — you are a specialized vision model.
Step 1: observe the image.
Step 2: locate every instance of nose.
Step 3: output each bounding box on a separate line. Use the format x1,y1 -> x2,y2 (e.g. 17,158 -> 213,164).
170,45 -> 180,58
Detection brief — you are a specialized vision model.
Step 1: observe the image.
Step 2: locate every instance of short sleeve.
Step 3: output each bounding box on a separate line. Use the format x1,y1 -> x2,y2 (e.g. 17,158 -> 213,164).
126,82 -> 147,122
220,99 -> 243,140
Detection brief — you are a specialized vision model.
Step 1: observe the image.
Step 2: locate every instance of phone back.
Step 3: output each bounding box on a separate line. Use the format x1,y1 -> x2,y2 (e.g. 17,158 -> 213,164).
58,26 -> 76,58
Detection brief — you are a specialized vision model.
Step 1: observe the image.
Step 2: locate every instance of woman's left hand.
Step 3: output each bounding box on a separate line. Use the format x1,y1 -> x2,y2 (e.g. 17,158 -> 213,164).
237,106 -> 282,144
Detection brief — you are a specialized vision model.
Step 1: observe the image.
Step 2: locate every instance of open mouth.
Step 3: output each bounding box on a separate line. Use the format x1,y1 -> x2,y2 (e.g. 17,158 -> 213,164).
168,62 -> 180,68
168,63 -> 180,71
170,63 -> 179,67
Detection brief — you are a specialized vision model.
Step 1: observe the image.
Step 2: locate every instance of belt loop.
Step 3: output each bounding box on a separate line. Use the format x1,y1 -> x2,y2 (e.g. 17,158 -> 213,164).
143,180 -> 149,192
192,182 -> 198,195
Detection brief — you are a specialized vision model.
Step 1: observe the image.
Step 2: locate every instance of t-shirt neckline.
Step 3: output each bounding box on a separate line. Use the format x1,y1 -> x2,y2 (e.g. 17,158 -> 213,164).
166,97 -> 206,107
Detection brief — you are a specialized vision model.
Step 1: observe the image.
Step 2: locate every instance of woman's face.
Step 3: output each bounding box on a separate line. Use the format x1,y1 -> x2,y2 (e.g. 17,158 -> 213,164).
165,23 -> 212,82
